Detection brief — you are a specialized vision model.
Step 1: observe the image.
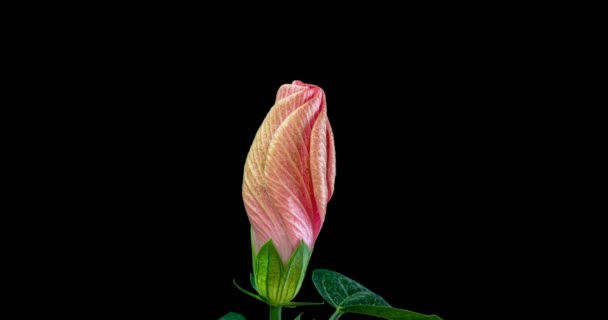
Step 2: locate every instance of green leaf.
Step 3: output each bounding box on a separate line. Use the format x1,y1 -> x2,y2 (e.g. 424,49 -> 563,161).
283,301 -> 324,306
218,312 -> 245,320
341,305 -> 443,320
293,313 -> 303,320
312,269 -> 390,308
312,269 -> 443,320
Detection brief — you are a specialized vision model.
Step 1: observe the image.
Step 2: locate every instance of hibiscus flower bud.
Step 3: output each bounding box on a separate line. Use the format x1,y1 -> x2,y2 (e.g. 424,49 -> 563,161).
242,80 -> 336,305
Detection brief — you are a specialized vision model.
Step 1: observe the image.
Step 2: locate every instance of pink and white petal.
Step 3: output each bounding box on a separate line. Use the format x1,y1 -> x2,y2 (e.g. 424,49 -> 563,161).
275,80 -> 316,101
309,104 -> 330,236
263,97 -> 323,259
243,178 -> 284,252
243,89 -> 314,207
325,122 -> 336,199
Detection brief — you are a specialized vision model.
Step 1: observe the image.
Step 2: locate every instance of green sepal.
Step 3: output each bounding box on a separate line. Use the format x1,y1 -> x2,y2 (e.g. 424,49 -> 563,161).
233,279 -> 266,303
249,273 -> 257,291
280,240 -> 310,302
253,239 -> 283,302
253,240 -> 311,305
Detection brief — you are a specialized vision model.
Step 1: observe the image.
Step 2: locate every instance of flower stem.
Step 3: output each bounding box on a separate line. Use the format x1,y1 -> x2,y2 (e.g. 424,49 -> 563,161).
269,305 -> 282,320
328,310 -> 342,320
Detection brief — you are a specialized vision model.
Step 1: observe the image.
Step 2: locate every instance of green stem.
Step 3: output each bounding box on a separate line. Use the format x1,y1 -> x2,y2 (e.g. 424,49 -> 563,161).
269,305 -> 282,320
328,310 -> 342,320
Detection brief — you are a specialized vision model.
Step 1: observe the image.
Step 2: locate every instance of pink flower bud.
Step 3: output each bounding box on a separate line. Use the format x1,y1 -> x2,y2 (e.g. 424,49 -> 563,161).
243,80 -> 336,263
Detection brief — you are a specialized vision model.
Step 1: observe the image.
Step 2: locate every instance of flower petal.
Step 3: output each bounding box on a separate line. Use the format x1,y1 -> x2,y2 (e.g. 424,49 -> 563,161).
242,81 -> 333,263
243,89 -> 315,247
262,92 -> 324,260
309,97 -> 335,238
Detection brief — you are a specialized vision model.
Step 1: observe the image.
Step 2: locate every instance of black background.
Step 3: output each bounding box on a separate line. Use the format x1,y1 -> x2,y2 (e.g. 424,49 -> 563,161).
16,2 -> 588,317
72,73 -> 506,319
36,12 -> 532,318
